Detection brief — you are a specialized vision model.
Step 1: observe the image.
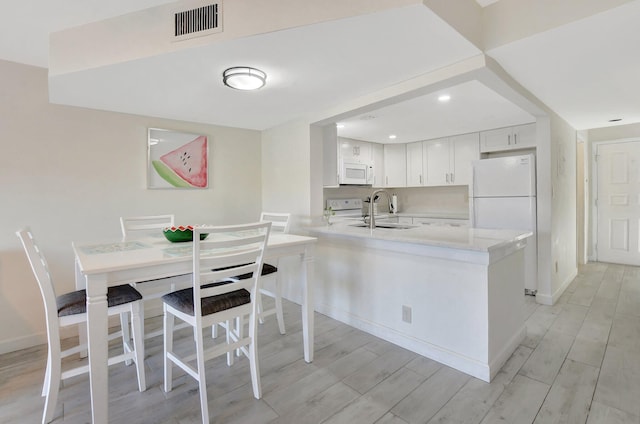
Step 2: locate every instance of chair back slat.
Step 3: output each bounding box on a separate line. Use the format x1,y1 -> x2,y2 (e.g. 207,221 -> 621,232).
192,223 -> 271,317
15,228 -> 61,349
260,212 -> 290,234
120,215 -> 174,238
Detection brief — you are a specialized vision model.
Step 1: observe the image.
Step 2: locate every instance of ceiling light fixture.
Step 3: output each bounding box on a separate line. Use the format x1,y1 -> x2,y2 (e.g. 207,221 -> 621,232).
336,123 -> 345,129
608,118 -> 622,122
438,94 -> 451,102
223,67 -> 266,90
389,134 -> 397,140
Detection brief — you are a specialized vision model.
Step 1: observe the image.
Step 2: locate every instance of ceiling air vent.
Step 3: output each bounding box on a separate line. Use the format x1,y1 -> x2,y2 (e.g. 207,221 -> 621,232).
173,1 -> 222,41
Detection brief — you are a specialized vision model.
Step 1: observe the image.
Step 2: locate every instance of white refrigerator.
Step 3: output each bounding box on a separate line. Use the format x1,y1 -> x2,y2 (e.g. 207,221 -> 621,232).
471,154 -> 537,295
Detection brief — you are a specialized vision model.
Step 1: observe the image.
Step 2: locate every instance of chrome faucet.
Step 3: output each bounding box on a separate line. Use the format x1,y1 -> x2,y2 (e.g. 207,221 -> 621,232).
367,189 -> 392,229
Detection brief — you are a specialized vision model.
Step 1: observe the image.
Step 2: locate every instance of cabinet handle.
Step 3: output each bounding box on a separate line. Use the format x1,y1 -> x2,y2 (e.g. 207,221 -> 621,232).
514,133 -> 517,144
446,173 -> 450,183
508,134 -> 511,145
451,173 -> 455,183
420,175 -> 423,184
386,176 -> 388,186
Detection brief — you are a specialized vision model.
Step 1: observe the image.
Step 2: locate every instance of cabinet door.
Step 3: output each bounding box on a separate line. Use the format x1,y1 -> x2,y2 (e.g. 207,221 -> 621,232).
339,138 -> 372,163
450,133 -> 479,185
371,142 -> 385,187
480,127 -> 511,153
406,141 -> 424,187
383,144 -> 407,187
512,123 -> 536,149
424,137 -> 449,186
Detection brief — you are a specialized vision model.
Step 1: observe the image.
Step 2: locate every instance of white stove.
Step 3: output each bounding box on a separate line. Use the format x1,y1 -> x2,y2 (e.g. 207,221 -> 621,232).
326,198 -> 363,219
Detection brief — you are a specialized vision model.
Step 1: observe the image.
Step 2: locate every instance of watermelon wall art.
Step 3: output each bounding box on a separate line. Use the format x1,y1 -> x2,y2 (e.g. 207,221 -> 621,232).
147,128 -> 208,189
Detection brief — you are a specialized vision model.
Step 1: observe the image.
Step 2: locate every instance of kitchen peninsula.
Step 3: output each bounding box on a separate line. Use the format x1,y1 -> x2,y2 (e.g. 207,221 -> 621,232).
308,222 -> 531,382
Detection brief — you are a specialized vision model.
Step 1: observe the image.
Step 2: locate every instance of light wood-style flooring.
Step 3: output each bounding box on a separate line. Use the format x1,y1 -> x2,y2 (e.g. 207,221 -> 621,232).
1,262 -> 639,423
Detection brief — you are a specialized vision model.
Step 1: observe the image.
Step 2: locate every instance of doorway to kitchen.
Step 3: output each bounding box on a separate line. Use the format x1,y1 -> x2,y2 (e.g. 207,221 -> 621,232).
594,140 -> 640,265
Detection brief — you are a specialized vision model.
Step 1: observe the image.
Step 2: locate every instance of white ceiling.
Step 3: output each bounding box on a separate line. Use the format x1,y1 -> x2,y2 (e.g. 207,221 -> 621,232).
487,0 -> 640,131
336,80 -> 534,144
47,5 -> 481,132
1,1 -> 639,141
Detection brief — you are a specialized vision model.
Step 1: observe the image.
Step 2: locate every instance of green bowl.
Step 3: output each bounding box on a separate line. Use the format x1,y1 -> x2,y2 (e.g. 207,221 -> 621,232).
162,226 -> 208,243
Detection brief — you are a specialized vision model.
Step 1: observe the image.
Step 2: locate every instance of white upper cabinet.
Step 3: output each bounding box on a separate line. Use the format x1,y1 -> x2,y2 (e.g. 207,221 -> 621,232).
424,137 -> 451,186
450,133 -> 480,185
339,138 -> 373,163
422,133 -> 479,186
406,141 -> 424,187
384,144 -> 407,187
372,142 -> 385,187
480,123 -> 536,153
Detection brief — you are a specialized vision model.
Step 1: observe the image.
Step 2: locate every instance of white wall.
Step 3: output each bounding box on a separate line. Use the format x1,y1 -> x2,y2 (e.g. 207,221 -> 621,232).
546,113 -> 578,304
0,60 -> 262,354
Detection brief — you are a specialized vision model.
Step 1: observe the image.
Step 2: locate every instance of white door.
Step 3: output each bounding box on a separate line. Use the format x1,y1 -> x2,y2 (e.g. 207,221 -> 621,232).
406,141 -> 424,186
596,141 -> 640,265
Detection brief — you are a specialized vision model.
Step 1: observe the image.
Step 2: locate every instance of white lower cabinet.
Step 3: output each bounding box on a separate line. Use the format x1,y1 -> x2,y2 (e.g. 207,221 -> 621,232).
412,217 -> 469,227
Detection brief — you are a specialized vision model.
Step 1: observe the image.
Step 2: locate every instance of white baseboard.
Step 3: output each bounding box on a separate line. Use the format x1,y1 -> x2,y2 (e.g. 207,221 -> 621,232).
536,268 -> 578,305
0,333 -> 46,355
314,301 -> 514,383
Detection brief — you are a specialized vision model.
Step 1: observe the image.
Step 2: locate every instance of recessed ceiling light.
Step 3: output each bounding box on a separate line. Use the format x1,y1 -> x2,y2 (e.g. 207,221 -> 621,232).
223,67 -> 266,90
336,123 -> 345,129
438,94 -> 451,102
389,134 -> 397,140
608,118 -> 622,122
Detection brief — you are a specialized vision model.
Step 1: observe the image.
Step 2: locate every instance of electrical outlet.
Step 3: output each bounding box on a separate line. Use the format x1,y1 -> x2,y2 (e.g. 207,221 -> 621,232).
402,305 -> 412,323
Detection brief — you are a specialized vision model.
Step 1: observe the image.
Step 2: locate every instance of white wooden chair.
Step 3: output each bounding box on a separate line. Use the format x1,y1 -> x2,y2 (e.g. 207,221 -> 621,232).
16,227 -> 146,424
162,222 -> 270,424
256,212 -> 290,334
211,212 -> 290,340
120,214 -> 192,340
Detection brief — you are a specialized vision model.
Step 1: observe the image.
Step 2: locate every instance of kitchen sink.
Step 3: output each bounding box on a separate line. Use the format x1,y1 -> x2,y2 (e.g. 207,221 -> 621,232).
350,223 -> 417,230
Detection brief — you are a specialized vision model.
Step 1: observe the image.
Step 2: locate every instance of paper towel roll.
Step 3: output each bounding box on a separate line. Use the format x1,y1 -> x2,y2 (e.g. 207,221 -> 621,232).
391,194 -> 398,214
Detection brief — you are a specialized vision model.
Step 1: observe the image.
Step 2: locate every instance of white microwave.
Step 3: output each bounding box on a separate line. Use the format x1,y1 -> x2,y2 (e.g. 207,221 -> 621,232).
340,161 -> 374,185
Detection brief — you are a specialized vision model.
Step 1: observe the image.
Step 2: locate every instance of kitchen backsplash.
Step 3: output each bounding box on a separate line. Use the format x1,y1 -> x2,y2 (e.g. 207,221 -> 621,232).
323,185 -> 469,216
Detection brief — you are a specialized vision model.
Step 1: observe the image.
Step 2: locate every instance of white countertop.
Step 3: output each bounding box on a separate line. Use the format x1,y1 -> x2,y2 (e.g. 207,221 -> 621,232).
309,221 -> 531,260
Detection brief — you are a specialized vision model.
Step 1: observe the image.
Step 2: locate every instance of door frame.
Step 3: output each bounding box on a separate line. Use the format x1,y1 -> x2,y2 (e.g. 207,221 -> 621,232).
591,137 -> 640,262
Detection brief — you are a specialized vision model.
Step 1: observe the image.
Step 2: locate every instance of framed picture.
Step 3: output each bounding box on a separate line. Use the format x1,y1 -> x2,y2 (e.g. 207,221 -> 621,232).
147,128 -> 208,189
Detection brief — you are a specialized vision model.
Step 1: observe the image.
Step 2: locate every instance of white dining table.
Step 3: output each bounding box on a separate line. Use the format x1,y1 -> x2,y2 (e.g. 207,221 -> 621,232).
73,232 -> 317,424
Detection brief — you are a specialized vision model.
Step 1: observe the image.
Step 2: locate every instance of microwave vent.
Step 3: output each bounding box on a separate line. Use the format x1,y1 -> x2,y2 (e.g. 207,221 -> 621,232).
173,2 -> 222,41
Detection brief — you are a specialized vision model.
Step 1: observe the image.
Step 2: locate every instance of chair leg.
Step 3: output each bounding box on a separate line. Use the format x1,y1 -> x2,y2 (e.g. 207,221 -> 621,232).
120,312 -> 132,366
194,324 -> 209,424
130,302 -> 146,392
248,312 -> 262,399
41,353 -> 51,397
225,320 -> 234,366
236,315 -> 244,357
42,350 -> 60,424
274,275 -> 286,335
163,306 -> 175,393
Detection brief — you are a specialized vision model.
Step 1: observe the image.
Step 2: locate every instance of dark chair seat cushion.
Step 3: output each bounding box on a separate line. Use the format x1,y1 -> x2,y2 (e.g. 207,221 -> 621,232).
162,287 -> 250,316
57,285 -> 143,317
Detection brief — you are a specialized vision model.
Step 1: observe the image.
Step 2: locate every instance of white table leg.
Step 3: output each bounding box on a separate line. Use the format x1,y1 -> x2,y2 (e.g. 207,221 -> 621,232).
86,274 -> 109,424
301,244 -> 315,363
